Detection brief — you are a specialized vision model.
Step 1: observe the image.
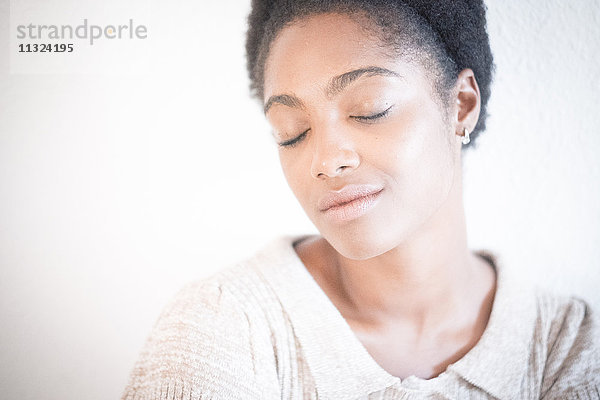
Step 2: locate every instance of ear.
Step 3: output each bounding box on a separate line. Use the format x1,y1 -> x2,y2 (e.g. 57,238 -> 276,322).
453,68 -> 481,139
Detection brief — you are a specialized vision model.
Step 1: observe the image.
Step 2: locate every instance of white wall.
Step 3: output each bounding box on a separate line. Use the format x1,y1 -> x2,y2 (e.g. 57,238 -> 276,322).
464,0 -> 600,302
0,0 -> 598,399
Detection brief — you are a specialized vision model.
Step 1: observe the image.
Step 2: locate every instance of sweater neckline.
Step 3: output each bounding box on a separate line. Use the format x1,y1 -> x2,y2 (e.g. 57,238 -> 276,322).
289,234 -> 476,384
252,233 -> 537,399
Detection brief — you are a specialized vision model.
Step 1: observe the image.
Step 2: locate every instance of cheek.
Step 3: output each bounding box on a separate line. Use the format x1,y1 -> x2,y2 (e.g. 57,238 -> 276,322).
364,104 -> 432,179
278,151 -> 312,204
368,101 -> 455,216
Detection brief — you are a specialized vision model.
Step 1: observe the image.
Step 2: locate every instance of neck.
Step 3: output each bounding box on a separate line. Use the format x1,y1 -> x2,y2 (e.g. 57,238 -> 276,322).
327,169 -> 485,333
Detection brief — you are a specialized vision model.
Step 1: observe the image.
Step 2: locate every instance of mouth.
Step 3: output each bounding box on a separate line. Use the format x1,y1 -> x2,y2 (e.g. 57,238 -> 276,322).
318,185 -> 384,222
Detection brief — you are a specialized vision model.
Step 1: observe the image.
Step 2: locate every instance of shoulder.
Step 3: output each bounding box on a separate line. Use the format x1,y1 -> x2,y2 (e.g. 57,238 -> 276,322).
121,261 -> 281,400
533,288 -> 600,398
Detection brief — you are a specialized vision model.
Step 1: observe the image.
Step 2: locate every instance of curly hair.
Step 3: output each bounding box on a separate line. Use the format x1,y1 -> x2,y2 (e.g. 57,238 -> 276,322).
245,0 -> 495,149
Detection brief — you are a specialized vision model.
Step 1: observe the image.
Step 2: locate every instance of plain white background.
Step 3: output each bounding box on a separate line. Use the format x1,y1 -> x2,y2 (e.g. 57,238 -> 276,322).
0,1 -> 599,399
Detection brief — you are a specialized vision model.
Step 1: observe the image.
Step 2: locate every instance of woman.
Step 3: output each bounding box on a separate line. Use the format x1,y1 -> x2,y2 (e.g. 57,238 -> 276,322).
122,1 -> 600,399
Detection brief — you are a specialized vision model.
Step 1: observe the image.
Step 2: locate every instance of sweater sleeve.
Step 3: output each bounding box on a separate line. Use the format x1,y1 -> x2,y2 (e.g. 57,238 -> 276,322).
120,278 -> 279,400
540,296 -> 600,399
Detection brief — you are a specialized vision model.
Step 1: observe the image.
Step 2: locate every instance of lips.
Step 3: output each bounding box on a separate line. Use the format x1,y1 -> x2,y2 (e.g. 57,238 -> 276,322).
318,184 -> 384,212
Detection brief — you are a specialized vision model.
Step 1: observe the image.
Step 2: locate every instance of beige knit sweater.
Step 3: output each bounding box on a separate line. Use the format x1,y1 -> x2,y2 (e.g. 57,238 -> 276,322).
121,235 -> 600,399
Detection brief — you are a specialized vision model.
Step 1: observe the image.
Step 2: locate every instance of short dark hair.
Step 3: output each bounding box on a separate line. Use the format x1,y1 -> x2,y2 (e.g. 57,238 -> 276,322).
245,0 -> 495,150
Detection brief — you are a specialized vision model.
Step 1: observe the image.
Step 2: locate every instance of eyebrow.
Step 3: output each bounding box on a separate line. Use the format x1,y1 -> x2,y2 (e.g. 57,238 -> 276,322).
263,66 -> 401,115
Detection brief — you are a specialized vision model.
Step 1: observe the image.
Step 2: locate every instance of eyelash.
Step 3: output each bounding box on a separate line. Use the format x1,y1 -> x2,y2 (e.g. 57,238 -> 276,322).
352,105 -> 394,122
278,105 -> 394,148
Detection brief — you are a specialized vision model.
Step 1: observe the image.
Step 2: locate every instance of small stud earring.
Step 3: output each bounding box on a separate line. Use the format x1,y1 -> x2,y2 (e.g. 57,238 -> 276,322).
462,127 -> 471,145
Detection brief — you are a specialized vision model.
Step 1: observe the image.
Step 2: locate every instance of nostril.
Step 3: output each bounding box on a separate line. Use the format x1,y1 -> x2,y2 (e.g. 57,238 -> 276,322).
312,147 -> 359,179
317,165 -> 348,179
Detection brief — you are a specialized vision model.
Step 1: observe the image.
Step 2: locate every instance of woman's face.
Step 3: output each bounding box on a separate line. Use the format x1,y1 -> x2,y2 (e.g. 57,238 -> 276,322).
263,12 -> 462,259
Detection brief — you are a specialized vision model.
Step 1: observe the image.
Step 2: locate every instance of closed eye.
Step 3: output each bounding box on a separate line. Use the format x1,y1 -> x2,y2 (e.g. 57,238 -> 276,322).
351,105 -> 394,122
278,104 -> 394,148
278,129 -> 309,148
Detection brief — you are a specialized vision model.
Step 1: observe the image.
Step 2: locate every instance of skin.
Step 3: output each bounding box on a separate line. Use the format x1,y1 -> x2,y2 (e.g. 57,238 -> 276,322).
262,12 -> 497,380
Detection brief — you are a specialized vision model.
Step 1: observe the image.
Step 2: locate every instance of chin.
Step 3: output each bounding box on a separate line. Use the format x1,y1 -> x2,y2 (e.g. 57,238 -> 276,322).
317,219 -> 397,261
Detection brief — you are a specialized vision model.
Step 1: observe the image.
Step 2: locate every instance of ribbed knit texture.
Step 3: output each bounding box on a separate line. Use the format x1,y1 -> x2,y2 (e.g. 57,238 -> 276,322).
121,235 -> 600,400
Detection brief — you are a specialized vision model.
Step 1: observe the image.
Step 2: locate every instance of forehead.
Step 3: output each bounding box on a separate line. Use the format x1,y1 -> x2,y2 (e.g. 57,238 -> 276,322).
263,12 -> 407,99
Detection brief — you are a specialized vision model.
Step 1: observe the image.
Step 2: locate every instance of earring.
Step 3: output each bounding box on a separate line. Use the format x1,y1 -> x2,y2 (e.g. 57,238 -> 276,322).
462,127 -> 471,145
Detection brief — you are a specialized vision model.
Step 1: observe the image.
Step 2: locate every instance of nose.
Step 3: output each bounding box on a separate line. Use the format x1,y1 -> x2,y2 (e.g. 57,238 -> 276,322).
310,126 -> 360,179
